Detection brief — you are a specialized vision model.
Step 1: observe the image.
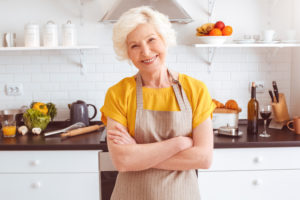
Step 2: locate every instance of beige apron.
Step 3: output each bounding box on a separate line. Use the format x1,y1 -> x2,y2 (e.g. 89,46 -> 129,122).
111,70 -> 200,200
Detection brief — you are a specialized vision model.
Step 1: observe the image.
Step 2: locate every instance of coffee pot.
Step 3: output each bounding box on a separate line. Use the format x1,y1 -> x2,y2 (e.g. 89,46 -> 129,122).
68,100 -> 97,126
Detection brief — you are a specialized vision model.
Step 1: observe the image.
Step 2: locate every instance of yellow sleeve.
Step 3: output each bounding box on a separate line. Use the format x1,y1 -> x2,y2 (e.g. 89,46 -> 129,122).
100,87 -> 127,127
192,83 -> 216,129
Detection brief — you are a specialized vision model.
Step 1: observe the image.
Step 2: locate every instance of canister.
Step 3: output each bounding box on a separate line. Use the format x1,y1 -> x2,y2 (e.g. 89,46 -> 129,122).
62,20 -> 77,46
212,112 -> 239,129
24,23 -> 40,47
43,21 -> 58,47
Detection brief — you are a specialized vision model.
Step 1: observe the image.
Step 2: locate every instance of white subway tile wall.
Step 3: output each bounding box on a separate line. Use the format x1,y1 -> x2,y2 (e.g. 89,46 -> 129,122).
0,0 -> 296,121
0,46 -> 291,120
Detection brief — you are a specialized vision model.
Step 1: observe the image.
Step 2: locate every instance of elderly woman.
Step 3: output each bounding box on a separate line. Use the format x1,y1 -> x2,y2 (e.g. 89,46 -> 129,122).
100,6 -> 215,200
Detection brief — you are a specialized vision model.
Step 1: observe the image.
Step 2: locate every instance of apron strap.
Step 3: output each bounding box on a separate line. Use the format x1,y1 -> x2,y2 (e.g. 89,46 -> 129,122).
168,69 -> 187,111
167,69 -> 179,84
171,84 -> 186,111
136,73 -> 144,110
136,69 -> 189,111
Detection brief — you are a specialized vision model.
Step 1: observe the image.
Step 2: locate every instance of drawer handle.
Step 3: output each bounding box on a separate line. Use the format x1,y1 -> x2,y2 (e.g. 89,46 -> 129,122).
253,156 -> 263,163
252,179 -> 263,186
31,181 -> 42,189
30,160 -> 40,166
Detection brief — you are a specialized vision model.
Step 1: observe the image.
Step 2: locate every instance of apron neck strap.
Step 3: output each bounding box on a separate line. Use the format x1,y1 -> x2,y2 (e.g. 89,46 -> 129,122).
167,69 -> 187,111
136,73 -> 144,110
167,69 -> 179,84
136,69 -> 187,111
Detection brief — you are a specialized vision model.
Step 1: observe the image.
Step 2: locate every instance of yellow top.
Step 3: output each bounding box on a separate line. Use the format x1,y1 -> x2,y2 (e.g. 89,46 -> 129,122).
100,73 -> 216,137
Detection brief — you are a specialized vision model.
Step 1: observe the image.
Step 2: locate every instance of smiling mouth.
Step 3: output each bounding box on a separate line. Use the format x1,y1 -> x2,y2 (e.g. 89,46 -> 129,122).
142,55 -> 158,63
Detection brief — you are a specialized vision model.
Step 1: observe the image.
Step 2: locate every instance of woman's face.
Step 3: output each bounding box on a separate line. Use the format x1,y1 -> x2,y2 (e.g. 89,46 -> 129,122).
126,23 -> 167,73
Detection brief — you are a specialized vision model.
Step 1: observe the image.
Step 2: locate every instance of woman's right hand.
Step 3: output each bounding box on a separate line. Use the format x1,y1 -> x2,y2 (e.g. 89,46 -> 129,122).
107,124 -> 137,145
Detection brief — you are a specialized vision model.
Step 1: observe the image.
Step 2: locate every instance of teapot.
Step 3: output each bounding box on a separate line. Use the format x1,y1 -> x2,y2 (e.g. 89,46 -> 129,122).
68,100 -> 97,126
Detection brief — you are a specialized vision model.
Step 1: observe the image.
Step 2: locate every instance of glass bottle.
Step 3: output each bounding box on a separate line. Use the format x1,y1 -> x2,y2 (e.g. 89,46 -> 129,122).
247,82 -> 259,134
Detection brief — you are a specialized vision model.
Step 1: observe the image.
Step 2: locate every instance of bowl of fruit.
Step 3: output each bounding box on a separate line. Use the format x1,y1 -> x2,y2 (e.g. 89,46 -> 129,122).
196,21 -> 233,44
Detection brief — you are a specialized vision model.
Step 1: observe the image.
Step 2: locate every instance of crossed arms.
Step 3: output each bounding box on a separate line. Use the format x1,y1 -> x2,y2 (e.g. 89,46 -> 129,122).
107,117 -> 213,172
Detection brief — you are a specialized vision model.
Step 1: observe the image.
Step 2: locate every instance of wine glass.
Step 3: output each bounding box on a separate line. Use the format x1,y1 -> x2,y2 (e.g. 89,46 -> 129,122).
259,105 -> 272,137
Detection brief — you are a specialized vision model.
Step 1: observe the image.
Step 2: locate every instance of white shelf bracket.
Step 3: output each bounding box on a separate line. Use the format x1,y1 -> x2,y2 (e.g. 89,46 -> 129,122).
271,47 -> 280,57
265,47 -> 280,63
79,49 -> 87,75
208,47 -> 216,65
208,0 -> 216,22
207,47 -> 216,73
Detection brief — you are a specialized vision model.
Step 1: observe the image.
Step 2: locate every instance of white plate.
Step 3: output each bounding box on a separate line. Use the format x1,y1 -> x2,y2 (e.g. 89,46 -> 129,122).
256,40 -> 280,44
281,40 -> 300,44
234,39 -> 255,44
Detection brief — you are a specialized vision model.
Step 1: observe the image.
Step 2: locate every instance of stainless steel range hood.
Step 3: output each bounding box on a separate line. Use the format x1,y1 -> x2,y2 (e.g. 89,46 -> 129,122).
100,0 -> 193,24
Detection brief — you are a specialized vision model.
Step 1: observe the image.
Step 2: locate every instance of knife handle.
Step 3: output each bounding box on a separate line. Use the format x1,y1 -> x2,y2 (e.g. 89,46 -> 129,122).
274,91 -> 279,103
268,90 -> 274,102
272,81 -> 279,103
61,124 -> 105,138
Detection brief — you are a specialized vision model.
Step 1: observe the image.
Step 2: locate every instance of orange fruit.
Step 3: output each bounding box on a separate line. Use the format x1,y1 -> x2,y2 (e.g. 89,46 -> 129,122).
209,28 -> 222,36
222,26 -> 233,36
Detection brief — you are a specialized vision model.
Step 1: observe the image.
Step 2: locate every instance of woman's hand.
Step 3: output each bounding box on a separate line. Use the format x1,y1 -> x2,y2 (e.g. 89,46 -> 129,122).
177,136 -> 193,151
107,124 -> 137,145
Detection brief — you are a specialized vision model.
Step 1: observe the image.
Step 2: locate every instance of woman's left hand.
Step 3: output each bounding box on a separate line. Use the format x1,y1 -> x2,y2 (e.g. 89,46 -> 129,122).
107,124 -> 137,145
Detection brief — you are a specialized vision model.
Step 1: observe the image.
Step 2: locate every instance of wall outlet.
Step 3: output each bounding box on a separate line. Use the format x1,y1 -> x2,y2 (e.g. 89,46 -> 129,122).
5,83 -> 23,96
249,81 -> 265,93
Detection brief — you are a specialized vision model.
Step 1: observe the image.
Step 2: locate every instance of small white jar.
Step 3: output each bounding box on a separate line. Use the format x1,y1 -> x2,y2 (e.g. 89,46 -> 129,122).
43,21 -> 58,47
62,20 -> 77,46
24,23 -> 40,47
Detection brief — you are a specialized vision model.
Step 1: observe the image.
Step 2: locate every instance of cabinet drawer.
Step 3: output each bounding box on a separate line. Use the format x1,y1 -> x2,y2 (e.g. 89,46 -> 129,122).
0,151 -> 99,173
207,147 -> 300,171
0,173 -> 99,200
198,170 -> 300,200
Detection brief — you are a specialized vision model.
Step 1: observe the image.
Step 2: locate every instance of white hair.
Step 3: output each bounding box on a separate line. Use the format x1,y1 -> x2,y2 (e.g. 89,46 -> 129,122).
112,6 -> 177,61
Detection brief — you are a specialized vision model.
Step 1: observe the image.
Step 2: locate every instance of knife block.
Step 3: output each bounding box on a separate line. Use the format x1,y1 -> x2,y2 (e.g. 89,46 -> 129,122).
271,93 -> 290,122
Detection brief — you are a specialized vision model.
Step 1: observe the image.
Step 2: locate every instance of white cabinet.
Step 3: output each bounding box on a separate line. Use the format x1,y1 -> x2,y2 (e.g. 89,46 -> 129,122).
0,150 -> 101,200
198,147 -> 300,200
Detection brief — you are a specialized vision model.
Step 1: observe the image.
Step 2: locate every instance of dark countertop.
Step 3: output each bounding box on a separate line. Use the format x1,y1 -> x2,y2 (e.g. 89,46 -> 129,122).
1,120 -> 300,151
214,121 -> 300,148
0,121 -> 108,151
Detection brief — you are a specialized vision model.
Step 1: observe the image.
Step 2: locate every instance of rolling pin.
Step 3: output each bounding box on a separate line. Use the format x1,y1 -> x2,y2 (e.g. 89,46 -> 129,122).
60,124 -> 105,138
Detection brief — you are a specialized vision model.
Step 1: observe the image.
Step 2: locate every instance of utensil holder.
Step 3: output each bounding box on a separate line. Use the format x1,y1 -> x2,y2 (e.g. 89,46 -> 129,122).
271,93 -> 290,122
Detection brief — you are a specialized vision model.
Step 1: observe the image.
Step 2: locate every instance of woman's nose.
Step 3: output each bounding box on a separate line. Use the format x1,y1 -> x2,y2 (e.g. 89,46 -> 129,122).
141,44 -> 150,56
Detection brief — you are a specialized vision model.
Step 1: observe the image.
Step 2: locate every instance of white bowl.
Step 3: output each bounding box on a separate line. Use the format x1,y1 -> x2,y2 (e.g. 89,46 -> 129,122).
197,36 -> 229,44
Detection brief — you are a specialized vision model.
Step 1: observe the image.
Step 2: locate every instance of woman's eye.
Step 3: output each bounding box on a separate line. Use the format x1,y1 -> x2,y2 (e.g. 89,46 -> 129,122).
149,38 -> 155,42
131,45 -> 138,49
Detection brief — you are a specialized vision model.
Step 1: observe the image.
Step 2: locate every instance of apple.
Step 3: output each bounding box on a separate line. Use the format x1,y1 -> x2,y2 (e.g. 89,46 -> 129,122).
214,21 -> 225,30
